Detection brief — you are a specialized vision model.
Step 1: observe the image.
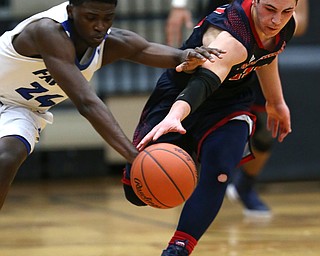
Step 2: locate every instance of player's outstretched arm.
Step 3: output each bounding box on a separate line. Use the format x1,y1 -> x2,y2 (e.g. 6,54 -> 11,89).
28,20 -> 139,163
137,100 -> 190,151
137,29 -> 247,151
103,28 -> 225,73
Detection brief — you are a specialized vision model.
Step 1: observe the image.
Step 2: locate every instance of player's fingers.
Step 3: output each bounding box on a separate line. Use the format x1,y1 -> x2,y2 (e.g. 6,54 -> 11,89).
176,123 -> 187,135
176,58 -> 207,72
278,126 -> 285,142
190,49 -> 213,62
207,48 -> 227,59
176,62 -> 193,72
175,64 -> 183,72
278,123 -> 292,142
137,124 -> 167,150
153,128 -> 166,141
278,131 -> 287,143
137,140 -> 148,151
195,46 -> 226,60
266,116 -> 272,131
137,132 -> 156,151
267,117 -> 278,138
272,120 -> 279,138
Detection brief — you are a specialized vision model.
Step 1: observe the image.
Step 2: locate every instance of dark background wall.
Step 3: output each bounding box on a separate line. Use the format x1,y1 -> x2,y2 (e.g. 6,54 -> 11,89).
260,45 -> 320,182
258,0 -> 320,181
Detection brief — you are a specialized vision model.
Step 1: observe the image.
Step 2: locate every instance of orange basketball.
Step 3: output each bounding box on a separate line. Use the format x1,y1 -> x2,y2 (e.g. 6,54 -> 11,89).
130,143 -> 198,209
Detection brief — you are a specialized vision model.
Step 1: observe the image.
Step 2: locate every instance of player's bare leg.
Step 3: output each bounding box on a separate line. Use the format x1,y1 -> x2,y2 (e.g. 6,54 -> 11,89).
0,137 -> 28,209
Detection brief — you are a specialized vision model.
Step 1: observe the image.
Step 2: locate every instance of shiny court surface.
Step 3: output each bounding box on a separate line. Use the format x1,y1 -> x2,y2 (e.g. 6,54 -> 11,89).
1,177 -> 320,256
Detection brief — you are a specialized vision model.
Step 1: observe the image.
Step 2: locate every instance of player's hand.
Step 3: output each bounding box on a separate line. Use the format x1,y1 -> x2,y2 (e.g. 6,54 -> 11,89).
176,46 -> 226,73
166,8 -> 193,47
265,101 -> 292,142
137,116 -> 186,151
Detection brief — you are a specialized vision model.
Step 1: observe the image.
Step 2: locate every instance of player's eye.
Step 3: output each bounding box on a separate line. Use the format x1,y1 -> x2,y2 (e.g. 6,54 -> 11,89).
86,15 -> 96,21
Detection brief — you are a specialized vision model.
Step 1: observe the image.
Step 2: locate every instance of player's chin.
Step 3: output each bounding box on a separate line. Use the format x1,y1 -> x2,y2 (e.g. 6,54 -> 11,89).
89,37 -> 104,47
265,27 -> 280,37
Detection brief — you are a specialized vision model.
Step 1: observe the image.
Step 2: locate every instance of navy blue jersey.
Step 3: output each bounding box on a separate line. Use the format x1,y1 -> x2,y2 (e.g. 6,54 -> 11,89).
175,0 -> 296,106
183,0 -> 295,81
132,0 -> 295,159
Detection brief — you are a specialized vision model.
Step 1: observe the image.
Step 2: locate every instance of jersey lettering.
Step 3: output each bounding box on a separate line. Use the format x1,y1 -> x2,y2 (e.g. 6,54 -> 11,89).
16,81 -> 48,100
16,81 -> 64,108
230,66 -> 257,80
229,42 -> 286,81
33,69 -> 57,86
35,94 -> 64,107
15,65 -> 66,108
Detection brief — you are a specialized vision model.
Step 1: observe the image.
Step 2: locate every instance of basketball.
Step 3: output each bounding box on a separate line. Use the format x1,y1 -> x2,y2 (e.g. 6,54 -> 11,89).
130,143 -> 198,209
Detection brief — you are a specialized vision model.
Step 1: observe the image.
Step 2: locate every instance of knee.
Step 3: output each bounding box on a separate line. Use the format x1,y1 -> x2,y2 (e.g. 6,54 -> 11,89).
214,166 -> 232,184
252,111 -> 274,152
0,152 -> 23,210
123,184 -> 147,207
200,157 -> 238,185
202,164 -> 232,185
217,173 -> 229,183
0,150 -> 25,173
0,138 -> 28,172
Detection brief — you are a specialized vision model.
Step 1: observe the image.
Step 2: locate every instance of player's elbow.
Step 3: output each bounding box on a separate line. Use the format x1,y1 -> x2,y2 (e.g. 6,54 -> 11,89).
74,96 -> 100,118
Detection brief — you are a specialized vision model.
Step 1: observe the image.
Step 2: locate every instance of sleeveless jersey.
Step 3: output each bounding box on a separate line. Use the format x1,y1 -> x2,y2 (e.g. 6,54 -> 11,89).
0,1 -> 107,112
177,0 -> 296,103
133,0 -> 296,150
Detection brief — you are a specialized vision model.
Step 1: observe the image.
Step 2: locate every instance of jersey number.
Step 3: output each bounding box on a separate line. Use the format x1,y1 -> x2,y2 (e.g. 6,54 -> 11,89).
16,82 -> 63,107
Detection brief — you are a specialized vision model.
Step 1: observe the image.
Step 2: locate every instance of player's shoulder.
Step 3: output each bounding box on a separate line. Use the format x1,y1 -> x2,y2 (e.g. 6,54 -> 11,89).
205,26 -> 245,50
24,18 -> 65,38
34,18 -> 63,30
107,27 -> 148,50
108,27 -> 142,41
207,28 -> 247,64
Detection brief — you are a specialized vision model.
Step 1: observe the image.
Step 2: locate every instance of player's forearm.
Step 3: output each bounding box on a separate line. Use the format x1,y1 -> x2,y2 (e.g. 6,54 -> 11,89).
175,68 -> 221,113
78,100 -> 138,163
139,43 -> 185,68
168,100 -> 191,122
256,59 -> 285,105
294,0 -> 309,36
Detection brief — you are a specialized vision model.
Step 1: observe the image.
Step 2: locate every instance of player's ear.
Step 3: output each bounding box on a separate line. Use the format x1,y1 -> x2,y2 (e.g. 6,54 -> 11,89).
66,4 -> 74,20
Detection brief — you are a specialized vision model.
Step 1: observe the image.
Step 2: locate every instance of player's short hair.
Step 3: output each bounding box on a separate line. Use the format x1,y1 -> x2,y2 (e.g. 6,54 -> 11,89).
256,0 -> 298,3
69,0 -> 118,6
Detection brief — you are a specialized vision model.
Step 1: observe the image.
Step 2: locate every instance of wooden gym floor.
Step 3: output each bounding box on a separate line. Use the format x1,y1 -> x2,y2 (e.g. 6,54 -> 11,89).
1,176 -> 319,256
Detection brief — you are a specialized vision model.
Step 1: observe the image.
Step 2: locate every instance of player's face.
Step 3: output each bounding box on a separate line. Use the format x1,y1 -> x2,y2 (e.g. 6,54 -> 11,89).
67,1 -> 116,48
252,0 -> 296,39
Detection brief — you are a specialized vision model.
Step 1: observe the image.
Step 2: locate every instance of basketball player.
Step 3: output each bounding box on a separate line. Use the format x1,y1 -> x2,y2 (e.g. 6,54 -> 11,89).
122,0 -> 300,255
0,0 -> 226,210
166,0 -> 309,218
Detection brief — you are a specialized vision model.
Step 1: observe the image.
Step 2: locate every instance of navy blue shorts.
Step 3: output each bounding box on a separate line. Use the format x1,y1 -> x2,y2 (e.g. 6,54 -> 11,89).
132,70 -> 256,162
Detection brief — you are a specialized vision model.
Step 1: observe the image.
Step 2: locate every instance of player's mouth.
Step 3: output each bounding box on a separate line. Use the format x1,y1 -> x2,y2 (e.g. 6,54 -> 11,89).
267,26 -> 279,32
92,34 -> 105,43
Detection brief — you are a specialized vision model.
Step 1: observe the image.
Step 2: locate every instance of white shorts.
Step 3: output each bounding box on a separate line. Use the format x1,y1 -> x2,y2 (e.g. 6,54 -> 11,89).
0,103 -> 53,154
